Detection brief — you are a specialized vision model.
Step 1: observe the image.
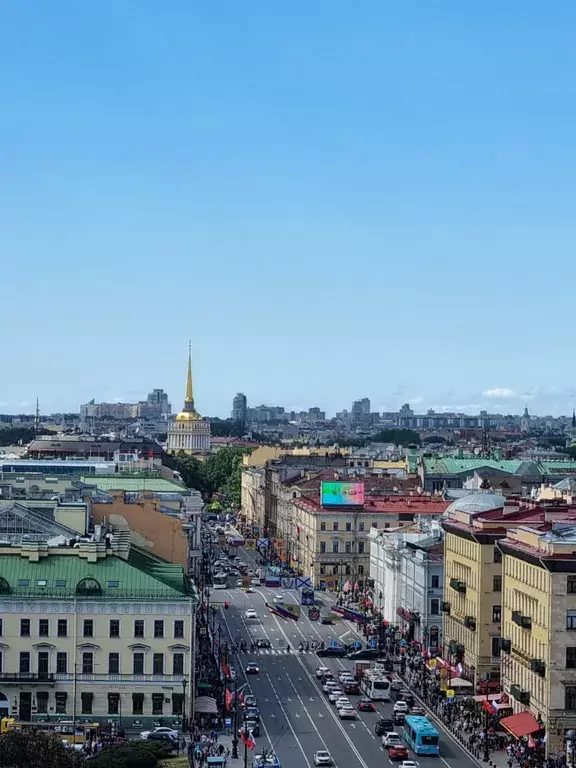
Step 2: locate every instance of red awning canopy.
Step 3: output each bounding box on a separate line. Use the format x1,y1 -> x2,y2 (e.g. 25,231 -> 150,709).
499,711 -> 541,739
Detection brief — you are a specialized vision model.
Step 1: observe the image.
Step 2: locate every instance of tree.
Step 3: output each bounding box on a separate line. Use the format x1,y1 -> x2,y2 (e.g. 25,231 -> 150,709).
167,446 -> 251,507
0,728 -> 85,768
90,741 -> 170,768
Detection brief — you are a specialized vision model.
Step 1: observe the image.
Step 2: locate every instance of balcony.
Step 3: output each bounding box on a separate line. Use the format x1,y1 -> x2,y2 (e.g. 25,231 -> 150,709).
0,672 -> 55,686
464,616 -> 477,631
441,601 -> 451,614
449,578 -> 466,594
530,659 -> 546,677
54,673 -> 186,684
510,685 -> 530,705
500,638 -> 511,654
511,610 -> 532,630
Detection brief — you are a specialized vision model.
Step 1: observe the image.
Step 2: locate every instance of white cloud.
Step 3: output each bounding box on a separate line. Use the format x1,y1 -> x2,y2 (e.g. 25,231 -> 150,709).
482,388 -> 517,398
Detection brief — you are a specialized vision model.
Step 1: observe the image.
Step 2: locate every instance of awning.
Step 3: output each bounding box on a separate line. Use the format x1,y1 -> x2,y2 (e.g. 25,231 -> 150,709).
195,696 -> 218,715
500,711 -> 541,739
449,677 -> 473,688
473,694 -> 501,702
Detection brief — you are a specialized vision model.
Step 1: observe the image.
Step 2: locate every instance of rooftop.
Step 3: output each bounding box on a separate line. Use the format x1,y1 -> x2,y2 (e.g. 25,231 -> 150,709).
82,475 -> 186,494
294,494 -> 450,515
423,456 -> 576,478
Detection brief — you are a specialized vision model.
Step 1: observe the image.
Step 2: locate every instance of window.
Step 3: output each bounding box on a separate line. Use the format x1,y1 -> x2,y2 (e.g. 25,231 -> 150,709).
39,619 -> 49,637
358,565 -> 364,575
567,611 -> 576,630
494,547 -> 502,563
358,542 -> 365,554
430,599 -> 439,615
20,619 -> 30,637
174,620 -> 184,639
55,692 -> 67,714
173,653 -> 184,675
55,579 -> 66,587
109,653 -> 120,675
81,692 -> 93,715
491,637 -> 501,659
371,522 -> 377,528
36,692 -> 49,714
332,566 -> 339,576
154,620 -> 164,638
108,693 -> 120,715
83,620 -> 93,638
153,654 -> 164,675
358,522 -> 365,532
134,620 -> 144,638
57,619 -> 68,638
152,693 -> 164,715
132,693 -> 144,715
0,618 -> 3,636
332,542 -> 339,554
37,652 -> 49,675
56,653 -> 67,674
431,575 -> 440,589
320,522 -> 326,532
345,522 -> 351,532
82,652 -> 94,675
493,575 -> 502,592
345,542 -> 352,554
492,605 -> 501,623
36,580 -> 47,587
333,522 -> 339,532
567,648 -> 576,669
566,686 -> 576,711
133,653 -> 145,675
172,693 -> 184,715
19,652 -> 30,674
18,579 -> 29,586
107,581 -> 119,589
568,576 -> 576,594
320,542 -> 326,554
319,565 -> 326,575
110,619 -> 120,638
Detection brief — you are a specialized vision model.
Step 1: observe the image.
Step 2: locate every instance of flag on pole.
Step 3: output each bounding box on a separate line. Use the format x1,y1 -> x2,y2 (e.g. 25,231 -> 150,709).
241,732 -> 256,750
528,736 -> 536,749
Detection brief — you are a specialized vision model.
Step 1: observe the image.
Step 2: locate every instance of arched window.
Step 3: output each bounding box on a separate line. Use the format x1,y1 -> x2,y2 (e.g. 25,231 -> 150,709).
0,578 -> 10,594
76,578 -> 102,595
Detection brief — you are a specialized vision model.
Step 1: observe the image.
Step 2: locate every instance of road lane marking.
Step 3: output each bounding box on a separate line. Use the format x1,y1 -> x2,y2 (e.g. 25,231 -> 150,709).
264,671 -> 313,768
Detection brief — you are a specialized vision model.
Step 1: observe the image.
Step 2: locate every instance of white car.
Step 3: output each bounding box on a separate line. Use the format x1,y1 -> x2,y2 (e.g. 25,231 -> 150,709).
236,580 -> 244,587
245,609 -> 258,619
338,671 -> 354,682
328,689 -> 344,703
313,750 -> 333,766
400,762 -> 418,768
140,727 -> 179,741
316,666 -> 330,679
393,701 -> 409,713
335,697 -> 351,709
338,707 -> 356,720
323,681 -> 338,693
273,594 -> 285,604
383,732 -> 402,748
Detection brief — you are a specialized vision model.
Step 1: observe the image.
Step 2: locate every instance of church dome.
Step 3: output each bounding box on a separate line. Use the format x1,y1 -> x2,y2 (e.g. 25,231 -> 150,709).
175,410 -> 201,422
443,492 -> 506,517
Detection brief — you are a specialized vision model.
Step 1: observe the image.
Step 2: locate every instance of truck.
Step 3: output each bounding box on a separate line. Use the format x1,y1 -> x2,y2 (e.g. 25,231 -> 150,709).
355,661 -> 372,679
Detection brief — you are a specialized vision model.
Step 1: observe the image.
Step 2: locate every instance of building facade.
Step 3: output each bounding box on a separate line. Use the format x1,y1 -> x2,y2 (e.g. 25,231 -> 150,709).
241,467 -> 266,533
167,347 -> 211,455
0,540 -> 196,729
231,393 -> 247,423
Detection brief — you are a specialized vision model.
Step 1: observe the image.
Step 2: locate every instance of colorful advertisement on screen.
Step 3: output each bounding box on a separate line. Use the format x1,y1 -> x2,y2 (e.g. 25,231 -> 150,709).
321,481 -> 365,506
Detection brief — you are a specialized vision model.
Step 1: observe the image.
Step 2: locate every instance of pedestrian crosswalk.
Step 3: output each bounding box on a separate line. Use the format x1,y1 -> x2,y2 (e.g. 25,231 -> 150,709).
251,648 -> 317,655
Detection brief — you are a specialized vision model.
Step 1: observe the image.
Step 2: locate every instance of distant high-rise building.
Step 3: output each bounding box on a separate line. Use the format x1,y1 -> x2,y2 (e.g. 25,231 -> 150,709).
231,393 -> 247,422
352,398 -> 371,416
147,388 -> 171,415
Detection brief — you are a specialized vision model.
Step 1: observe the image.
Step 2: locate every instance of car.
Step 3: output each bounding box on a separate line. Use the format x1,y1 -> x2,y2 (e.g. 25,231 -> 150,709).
390,680 -> 403,691
399,762 -> 418,768
316,666 -> 330,679
383,732 -> 402,749
320,617 -> 334,625
243,695 -> 257,708
140,727 -> 179,741
243,586 -> 255,593
411,707 -> 425,716
320,670 -> 334,681
337,671 -> 354,683
273,594 -> 285,604
246,662 -> 260,675
313,750 -> 333,766
393,701 -> 409,713
343,681 -> 360,694
347,649 -> 380,660
147,732 -> 176,745
396,692 -> 415,707
389,746 -> 409,761
239,720 -> 260,738
237,561 -> 247,568
338,707 -> 357,720
236,580 -> 244,587
255,638 -> 271,649
317,646 -> 347,658
252,578 -> 262,586
328,689 -> 344,702
374,718 -> 394,736
357,699 -> 376,712
323,680 -> 339,693
245,707 -> 260,722
393,712 -> 406,726
335,697 -> 352,710
245,609 -> 258,619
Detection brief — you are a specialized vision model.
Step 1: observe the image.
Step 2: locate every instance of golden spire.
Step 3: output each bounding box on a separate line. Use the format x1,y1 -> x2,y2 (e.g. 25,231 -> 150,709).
185,341 -> 194,409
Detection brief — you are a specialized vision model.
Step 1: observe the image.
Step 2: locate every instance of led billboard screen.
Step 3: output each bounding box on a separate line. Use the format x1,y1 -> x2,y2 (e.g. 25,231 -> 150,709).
321,481 -> 365,506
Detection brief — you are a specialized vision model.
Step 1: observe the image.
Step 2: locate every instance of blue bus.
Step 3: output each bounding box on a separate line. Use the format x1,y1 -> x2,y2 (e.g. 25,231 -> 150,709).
403,715 -> 440,755
301,587 -> 315,605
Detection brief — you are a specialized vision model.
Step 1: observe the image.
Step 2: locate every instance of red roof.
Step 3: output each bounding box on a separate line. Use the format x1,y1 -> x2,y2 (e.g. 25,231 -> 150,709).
294,495 -> 450,515
499,711 -> 541,739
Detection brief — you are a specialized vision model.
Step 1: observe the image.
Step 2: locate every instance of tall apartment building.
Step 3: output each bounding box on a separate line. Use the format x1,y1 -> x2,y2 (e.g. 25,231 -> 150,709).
231,393 -> 247,423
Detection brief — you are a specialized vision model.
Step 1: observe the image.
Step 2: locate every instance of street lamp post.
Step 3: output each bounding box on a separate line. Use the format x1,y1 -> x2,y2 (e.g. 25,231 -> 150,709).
181,678 -> 188,731
231,677 -> 239,759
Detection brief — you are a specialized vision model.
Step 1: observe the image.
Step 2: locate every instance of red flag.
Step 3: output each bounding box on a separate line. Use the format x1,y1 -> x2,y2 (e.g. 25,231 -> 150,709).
238,691 -> 245,704
221,663 -> 230,679
148,449 -> 154,459
225,688 -> 233,710
528,736 -> 536,749
241,732 -> 256,750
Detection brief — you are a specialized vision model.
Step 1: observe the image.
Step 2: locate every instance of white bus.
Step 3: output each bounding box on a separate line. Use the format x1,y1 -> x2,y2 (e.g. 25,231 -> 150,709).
360,670 -> 391,701
213,573 -> 228,590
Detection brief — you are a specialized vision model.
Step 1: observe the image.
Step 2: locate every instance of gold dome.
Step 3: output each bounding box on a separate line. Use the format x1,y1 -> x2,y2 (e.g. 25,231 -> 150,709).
175,409 -> 201,422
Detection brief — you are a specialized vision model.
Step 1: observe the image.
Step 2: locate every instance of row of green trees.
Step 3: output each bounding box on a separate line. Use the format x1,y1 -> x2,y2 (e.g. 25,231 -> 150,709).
166,446 -> 251,507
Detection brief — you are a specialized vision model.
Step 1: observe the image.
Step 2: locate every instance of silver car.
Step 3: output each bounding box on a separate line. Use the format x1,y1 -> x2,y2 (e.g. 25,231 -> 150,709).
314,750 -> 333,766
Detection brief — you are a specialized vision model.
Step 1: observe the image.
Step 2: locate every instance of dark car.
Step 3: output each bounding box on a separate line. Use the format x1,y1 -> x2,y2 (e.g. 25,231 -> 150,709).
347,648 -> 380,661
375,718 -> 394,736
255,638 -> 271,649
396,692 -> 415,707
245,662 -> 260,675
320,617 -> 334,625
245,708 -> 260,722
243,695 -> 257,709
317,646 -> 347,658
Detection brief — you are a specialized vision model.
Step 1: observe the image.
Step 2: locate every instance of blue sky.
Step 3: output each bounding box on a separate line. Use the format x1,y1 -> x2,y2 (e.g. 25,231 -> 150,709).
1,2 -> 575,417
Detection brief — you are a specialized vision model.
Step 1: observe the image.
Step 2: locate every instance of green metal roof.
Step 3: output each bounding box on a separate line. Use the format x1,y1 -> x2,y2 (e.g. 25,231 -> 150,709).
127,547 -> 191,595
407,454 -> 419,473
423,457 -> 576,477
0,553 -> 193,600
81,475 -> 186,494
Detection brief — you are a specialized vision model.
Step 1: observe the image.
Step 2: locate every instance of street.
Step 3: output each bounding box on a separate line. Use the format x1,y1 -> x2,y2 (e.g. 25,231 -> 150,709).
211,543 -> 482,768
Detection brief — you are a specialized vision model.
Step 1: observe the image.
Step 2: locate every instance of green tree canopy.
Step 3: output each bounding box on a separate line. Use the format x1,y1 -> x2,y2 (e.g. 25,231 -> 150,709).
0,728 -> 86,768
167,446 -> 252,508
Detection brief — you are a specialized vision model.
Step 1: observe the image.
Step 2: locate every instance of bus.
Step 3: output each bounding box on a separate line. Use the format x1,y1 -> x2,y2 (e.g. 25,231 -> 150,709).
403,716 -> 440,755
301,587 -> 315,605
213,573 -> 228,590
359,670 -> 391,701
1,718 -> 100,745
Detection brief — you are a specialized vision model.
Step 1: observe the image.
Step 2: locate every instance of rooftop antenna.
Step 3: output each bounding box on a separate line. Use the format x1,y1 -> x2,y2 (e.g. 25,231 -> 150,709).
34,398 -> 40,436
